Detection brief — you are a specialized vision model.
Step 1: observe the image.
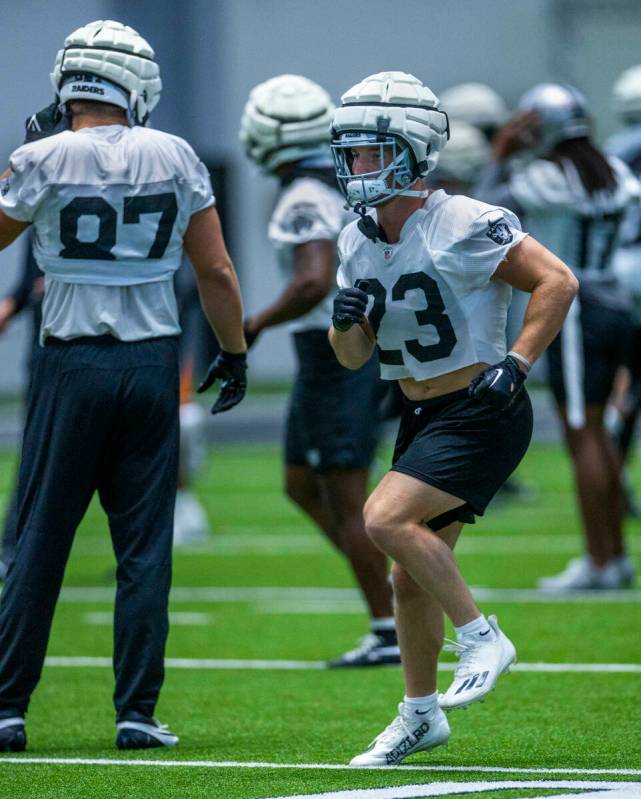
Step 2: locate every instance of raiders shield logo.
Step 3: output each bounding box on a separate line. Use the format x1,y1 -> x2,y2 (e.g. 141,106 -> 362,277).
285,202 -> 318,235
486,218 -> 513,245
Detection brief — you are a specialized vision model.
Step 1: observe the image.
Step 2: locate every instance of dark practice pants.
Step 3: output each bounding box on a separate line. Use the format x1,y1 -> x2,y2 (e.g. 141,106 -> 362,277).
0,335 -> 179,721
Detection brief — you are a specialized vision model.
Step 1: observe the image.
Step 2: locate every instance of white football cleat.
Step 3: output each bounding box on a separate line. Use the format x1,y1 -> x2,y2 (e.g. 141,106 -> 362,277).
538,556 -> 622,591
439,615 -> 516,711
349,702 -> 450,766
613,554 -> 636,588
173,489 -> 210,548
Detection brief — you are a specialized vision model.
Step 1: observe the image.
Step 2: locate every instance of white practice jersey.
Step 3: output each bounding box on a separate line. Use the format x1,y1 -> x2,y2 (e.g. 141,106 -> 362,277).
0,124 -> 214,342
508,155 -> 639,284
337,190 -> 527,381
268,176 -> 351,332
606,125 -> 641,320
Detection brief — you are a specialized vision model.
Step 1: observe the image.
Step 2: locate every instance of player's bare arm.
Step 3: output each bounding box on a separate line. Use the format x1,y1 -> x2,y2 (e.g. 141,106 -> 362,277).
0,209 -> 30,251
245,238 -> 334,344
184,205 -> 246,355
493,235 -> 579,367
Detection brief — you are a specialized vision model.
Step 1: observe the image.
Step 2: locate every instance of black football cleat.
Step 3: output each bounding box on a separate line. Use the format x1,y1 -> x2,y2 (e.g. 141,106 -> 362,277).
116,714 -> 178,750
328,632 -> 401,668
0,717 -> 26,752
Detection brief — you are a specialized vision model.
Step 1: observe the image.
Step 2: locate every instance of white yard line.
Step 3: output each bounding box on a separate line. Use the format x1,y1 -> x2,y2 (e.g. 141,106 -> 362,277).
0,758 -> 639,776
42,656 -> 641,674
261,781 -> 641,799
57,585 -> 641,604
69,532 -> 641,556
263,781 -> 641,799
84,612 -> 211,626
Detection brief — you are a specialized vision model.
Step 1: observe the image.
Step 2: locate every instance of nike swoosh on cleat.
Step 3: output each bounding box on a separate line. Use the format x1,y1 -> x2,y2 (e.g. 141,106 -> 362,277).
479,628 -> 492,636
414,709 -> 431,715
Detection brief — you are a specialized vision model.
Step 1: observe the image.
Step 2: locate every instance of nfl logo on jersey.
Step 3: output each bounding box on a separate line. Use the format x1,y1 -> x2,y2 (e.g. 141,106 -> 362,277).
486,218 -> 513,245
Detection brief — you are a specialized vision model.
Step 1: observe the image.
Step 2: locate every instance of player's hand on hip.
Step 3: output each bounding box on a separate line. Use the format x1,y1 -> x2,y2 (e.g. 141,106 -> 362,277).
24,103 -> 70,143
468,355 -> 526,411
332,286 -> 369,332
197,351 -> 248,414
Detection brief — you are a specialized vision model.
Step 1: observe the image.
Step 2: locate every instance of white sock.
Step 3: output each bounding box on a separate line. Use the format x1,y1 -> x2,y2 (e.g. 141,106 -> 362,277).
455,614 -> 494,641
403,692 -> 438,716
371,617 -> 395,632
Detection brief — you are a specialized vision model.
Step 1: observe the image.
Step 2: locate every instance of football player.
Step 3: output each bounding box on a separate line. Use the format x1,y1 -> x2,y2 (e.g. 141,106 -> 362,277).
476,84 -> 639,590
426,119 -> 490,195
328,71 -> 577,765
604,65 -> 641,534
439,88 -> 533,504
0,240 -> 43,581
438,82 -> 509,143
0,20 -> 247,752
239,75 -> 399,667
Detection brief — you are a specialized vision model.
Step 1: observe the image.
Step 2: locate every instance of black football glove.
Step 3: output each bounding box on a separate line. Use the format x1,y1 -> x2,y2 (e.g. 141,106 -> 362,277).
197,350 -> 248,415
332,286 -> 369,332
468,355 -> 526,411
24,103 -> 70,143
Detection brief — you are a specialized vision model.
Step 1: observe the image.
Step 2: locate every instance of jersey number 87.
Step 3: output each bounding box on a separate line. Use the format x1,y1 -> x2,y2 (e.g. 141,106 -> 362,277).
59,192 -> 178,260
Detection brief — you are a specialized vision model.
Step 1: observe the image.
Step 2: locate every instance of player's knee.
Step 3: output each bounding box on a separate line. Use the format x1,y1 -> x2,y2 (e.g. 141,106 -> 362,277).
390,563 -> 422,602
363,498 -> 397,551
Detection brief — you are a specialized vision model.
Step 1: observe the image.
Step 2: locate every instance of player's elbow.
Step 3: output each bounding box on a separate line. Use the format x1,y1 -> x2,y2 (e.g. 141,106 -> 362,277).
336,352 -> 367,370
556,266 -> 579,306
296,277 -> 330,307
328,330 -> 372,370
200,255 -> 236,287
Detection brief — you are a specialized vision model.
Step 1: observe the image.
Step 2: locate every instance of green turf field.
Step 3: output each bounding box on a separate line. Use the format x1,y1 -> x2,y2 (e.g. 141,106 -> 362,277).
0,441 -> 639,799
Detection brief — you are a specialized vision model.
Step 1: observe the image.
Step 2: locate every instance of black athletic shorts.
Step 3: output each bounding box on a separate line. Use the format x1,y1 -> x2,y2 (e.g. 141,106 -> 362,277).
391,386 -> 533,525
547,287 -> 632,407
285,329 -> 381,473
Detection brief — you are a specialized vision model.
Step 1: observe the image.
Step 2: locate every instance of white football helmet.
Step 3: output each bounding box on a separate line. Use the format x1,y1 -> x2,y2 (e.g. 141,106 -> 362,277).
331,71 -> 449,208
517,83 -> 590,154
240,74 -> 334,172
438,82 -> 509,138
613,65 -> 641,124
432,120 -> 490,185
50,19 -> 161,125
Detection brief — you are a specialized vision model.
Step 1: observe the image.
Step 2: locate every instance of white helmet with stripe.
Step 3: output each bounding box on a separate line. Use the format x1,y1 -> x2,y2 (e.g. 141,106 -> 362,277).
51,19 -> 161,125
240,74 -> 335,172
517,83 -> 590,154
330,71 -> 449,207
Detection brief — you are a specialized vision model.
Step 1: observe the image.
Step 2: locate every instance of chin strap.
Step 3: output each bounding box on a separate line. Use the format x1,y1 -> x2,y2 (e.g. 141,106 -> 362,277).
354,203 -> 380,242
352,181 -> 430,243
